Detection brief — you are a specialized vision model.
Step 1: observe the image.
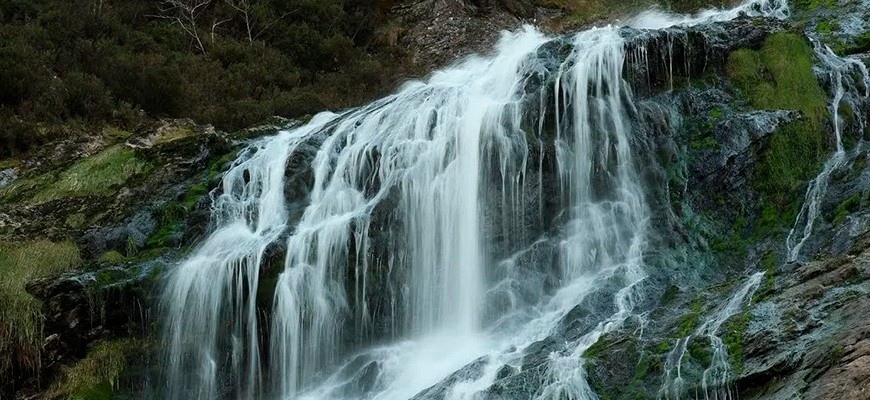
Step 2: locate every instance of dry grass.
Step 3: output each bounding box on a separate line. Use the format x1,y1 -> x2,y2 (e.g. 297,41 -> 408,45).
47,339 -> 143,400
0,240 -> 81,379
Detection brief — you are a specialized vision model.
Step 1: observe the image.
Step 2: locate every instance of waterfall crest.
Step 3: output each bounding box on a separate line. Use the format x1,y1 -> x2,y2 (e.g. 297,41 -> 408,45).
160,1 -> 795,399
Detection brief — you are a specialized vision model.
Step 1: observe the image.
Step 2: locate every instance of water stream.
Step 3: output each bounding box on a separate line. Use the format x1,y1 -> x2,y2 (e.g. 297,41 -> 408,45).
160,1 -> 797,399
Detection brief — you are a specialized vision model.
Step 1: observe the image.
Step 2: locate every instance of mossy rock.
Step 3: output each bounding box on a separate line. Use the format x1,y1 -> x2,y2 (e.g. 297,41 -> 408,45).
0,145 -> 152,205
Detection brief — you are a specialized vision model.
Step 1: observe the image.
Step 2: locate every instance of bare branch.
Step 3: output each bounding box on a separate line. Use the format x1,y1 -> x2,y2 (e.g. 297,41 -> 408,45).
156,0 -> 214,53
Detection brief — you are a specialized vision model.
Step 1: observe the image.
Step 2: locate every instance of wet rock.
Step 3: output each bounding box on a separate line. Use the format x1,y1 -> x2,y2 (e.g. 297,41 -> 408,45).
392,0 -> 538,68
737,250 -> 870,398
0,167 -> 16,189
25,260 -> 163,374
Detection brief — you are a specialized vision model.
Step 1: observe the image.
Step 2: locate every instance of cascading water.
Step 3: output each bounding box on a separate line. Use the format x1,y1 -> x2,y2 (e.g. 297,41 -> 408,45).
658,272 -> 764,400
159,1 -> 794,399
786,42 -> 870,261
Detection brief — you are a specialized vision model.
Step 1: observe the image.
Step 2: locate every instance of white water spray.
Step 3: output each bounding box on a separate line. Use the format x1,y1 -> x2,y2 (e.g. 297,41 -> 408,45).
159,1 -> 793,399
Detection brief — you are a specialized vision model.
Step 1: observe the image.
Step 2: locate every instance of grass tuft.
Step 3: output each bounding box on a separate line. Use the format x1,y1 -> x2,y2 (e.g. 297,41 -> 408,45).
31,146 -> 152,203
47,339 -> 142,400
0,241 -> 81,378
1,145 -> 152,205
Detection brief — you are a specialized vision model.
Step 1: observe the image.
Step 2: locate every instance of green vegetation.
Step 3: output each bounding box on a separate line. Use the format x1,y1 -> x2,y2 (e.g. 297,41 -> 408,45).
0,0 -> 411,158
0,241 -> 81,379
35,146 -> 151,202
687,337 -> 712,368
690,136 -> 718,150
840,30 -> 870,55
833,193 -> 862,224
0,145 -> 152,204
65,213 -> 87,229
154,126 -> 196,145
753,252 -> 777,302
830,343 -> 845,364
584,335 -> 612,360
48,339 -> 143,400
723,309 -> 750,374
675,297 -> 703,337
727,33 -> 830,232
660,285 -> 680,307
794,0 -> 838,10
98,251 -> 127,265
146,149 -> 236,250
816,19 -> 838,35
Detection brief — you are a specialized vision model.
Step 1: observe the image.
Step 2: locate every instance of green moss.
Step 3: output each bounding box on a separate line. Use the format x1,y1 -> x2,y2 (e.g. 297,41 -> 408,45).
727,33 -> 830,209
584,335 -> 611,360
675,298 -> 703,337
146,150 -> 235,250
690,136 -> 719,150
840,30 -> 870,55
2,146 -> 153,204
65,213 -> 87,229
0,241 -> 81,377
101,127 -> 133,141
657,340 -> 672,354
97,251 -> 127,265
708,107 -> 724,120
754,252 -> 777,302
723,310 -> 750,374
688,337 -> 712,368
830,344 -> 845,364
660,285 -> 680,307
794,0 -> 837,10
154,126 -> 196,145
816,19 -> 839,35
48,339 -> 143,400
833,193 -> 862,224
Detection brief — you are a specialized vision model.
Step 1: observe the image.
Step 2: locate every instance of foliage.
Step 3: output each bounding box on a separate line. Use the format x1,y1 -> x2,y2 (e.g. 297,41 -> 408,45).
0,0 -> 410,157
840,30 -> 870,55
0,241 -> 81,380
687,336 -> 712,368
47,339 -> 143,400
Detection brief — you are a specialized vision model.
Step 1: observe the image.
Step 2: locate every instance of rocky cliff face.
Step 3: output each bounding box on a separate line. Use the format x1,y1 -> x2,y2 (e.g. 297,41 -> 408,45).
1,1 -> 870,399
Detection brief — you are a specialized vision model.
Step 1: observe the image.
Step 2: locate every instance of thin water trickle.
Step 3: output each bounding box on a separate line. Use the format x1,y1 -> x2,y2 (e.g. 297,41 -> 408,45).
786,42 -> 870,262
658,272 -> 764,400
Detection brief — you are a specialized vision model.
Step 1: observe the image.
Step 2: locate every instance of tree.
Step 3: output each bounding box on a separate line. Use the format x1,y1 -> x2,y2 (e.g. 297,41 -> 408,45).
156,0 -> 212,53
224,0 -> 297,44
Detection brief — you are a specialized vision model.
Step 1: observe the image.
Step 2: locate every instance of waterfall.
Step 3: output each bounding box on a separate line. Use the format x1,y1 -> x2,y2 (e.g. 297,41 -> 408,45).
159,1 -> 793,399
786,42 -> 870,262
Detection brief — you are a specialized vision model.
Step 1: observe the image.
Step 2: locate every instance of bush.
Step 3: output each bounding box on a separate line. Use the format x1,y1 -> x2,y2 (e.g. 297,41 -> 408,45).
0,0 -> 410,154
